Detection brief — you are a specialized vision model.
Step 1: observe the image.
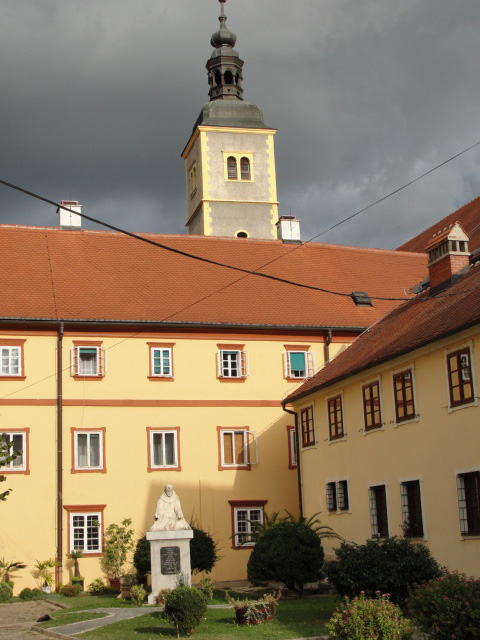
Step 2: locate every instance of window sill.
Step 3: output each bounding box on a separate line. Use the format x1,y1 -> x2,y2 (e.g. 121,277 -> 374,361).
67,552 -> 103,558
218,464 -> 251,472
0,468 -> 29,475
363,425 -> 385,435
448,400 -> 478,413
328,436 -> 347,445
148,376 -> 175,382
328,509 -> 351,515
233,543 -> 256,550
72,375 -> 104,381
286,376 -> 307,382
148,465 -> 181,473
301,442 -> 316,450
460,534 -> 480,540
218,377 -> 247,383
0,375 -> 26,381
72,468 -> 106,474
394,416 -> 418,428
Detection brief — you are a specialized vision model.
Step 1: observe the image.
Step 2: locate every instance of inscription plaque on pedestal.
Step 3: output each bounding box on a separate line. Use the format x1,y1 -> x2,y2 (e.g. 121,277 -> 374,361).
161,546 -> 181,575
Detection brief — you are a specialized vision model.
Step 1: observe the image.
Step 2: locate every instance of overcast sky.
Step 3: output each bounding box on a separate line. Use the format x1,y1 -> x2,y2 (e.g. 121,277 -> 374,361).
1,0 -> 480,249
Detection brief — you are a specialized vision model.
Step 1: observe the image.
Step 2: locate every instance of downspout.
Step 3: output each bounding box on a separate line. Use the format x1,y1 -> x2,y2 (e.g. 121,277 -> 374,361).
324,328 -> 333,364
282,404 -> 303,518
56,322 -> 64,588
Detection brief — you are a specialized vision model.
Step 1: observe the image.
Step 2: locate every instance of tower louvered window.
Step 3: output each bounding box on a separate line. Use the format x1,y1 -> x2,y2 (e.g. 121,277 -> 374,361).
227,156 -> 237,180
240,157 -> 251,180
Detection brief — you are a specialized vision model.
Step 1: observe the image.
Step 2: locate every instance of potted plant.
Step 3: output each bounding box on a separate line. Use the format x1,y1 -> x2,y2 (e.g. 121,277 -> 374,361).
33,558 -> 58,594
226,590 -> 281,625
70,549 -> 84,591
119,571 -> 136,599
103,518 -> 135,590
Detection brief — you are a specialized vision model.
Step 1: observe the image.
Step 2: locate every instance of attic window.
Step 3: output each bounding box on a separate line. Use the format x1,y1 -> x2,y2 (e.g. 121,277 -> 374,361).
351,291 -> 372,307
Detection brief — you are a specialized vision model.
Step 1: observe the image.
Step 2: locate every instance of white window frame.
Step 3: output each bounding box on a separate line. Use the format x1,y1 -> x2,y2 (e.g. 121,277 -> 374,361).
284,350 -> 315,379
220,429 -> 251,467
149,429 -> 179,469
69,511 -> 102,554
71,346 -> 107,377
150,347 -> 173,378
233,506 -> 264,547
1,346 -> 22,377
0,432 -> 26,472
217,350 -> 249,379
74,431 -> 104,471
288,426 -> 297,468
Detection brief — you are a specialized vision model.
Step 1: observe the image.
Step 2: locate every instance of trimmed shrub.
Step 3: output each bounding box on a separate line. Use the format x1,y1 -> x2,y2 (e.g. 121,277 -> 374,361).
327,593 -> 412,640
130,584 -> 146,606
247,520 -> 324,595
134,527 -> 219,583
19,587 -> 34,600
325,537 -> 441,607
163,585 -> 207,637
31,588 -> 43,598
408,571 -> 480,640
60,583 -> 82,597
0,581 -> 13,603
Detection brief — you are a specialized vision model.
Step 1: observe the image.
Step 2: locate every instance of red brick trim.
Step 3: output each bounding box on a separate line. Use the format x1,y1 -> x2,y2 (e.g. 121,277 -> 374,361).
0,339 -> 26,380
217,344 -> 245,350
284,344 -> 311,351
147,343 -> 175,379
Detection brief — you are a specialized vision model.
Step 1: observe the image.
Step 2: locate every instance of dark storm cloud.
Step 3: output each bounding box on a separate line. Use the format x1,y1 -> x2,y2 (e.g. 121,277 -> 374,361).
1,0 -> 480,248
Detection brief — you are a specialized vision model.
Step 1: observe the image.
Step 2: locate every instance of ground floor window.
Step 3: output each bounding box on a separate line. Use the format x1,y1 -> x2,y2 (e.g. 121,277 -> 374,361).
400,480 -> 424,538
457,471 -> 480,535
64,505 -> 105,555
369,485 -> 389,537
228,500 -> 267,549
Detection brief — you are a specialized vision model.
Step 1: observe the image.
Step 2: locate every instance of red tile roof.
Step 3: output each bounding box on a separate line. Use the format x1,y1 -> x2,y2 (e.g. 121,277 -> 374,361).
397,197 -> 480,253
285,262 -> 480,403
0,226 -> 427,328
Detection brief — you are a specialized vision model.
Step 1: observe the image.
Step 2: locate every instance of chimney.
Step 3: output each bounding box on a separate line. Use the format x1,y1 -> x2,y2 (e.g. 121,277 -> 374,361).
276,215 -> 301,243
426,222 -> 469,291
57,200 -> 82,229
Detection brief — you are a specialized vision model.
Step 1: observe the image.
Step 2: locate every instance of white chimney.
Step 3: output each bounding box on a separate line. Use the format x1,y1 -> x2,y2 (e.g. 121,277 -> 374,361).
276,215 -> 301,243
57,200 -> 82,229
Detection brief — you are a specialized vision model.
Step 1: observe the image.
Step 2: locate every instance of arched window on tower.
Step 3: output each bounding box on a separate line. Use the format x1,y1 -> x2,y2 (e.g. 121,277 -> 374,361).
240,157 -> 251,180
224,70 -> 234,85
214,70 -> 222,86
227,157 -> 238,180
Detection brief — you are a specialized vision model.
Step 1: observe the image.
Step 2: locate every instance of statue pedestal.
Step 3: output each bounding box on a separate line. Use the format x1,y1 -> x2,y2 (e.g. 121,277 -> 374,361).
146,529 -> 194,604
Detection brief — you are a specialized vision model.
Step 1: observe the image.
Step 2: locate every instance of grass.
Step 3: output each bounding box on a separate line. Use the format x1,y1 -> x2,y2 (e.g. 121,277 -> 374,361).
79,597 -> 338,639
37,610 -> 108,628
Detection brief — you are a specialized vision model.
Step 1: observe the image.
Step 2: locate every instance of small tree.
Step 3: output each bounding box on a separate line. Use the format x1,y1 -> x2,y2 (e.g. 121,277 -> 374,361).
247,520 -> 325,596
103,518 -> 135,579
70,549 -> 83,579
0,434 -> 22,503
0,558 -> 26,583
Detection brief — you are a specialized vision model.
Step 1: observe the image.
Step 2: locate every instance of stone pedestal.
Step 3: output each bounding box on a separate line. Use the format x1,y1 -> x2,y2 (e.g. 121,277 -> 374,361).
147,529 -> 194,604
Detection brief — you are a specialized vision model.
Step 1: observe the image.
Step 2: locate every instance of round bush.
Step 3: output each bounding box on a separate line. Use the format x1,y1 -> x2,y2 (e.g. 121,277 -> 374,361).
0,581 -> 13,603
327,593 -> 412,640
19,587 -> 34,600
325,537 -> 441,607
247,520 -> 324,595
60,584 -> 82,597
163,585 -> 207,637
31,588 -> 43,598
408,571 -> 480,640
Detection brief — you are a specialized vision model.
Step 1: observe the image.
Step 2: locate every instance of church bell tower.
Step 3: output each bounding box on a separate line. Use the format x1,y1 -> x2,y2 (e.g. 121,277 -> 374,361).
181,0 -> 279,239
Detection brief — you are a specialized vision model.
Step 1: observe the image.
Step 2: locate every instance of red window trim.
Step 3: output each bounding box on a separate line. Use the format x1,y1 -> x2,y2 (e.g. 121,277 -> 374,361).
0,339 -> 26,381
300,406 -> 315,448
328,395 -> 344,441
447,348 -> 474,407
362,381 -> 382,431
72,341 -> 105,381
146,426 -> 181,472
284,344 -> 311,351
71,427 -> 107,474
287,425 -> 297,469
393,369 -> 416,423
147,342 -> 175,380
0,428 -> 30,475
228,499 -> 268,549
63,504 -> 106,558
217,426 -> 251,471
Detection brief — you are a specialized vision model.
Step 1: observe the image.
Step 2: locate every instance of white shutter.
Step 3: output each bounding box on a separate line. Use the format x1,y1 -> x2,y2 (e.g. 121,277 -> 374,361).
248,431 -> 258,464
307,352 -> 316,378
241,351 -> 249,377
70,347 -> 77,376
216,352 -> 222,378
101,348 -> 107,375
283,352 -> 290,378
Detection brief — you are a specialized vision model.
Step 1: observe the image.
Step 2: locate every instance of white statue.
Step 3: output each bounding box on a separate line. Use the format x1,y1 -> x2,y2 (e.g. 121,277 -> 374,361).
150,484 -> 191,532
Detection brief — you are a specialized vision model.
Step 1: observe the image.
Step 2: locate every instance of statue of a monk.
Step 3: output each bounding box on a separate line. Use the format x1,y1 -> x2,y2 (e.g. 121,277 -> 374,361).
150,484 -> 191,532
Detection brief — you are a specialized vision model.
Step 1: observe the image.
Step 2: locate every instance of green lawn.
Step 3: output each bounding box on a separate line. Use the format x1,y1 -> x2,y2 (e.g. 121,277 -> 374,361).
38,610 -> 108,629
79,597 -> 337,639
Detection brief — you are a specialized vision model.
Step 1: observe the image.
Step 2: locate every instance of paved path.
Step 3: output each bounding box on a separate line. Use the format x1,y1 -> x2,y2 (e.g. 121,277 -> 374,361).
46,607 -> 162,636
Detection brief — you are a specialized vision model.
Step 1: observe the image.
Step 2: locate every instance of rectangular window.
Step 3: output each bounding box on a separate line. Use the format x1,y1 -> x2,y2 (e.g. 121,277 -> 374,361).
393,370 -> 415,423
147,427 -> 180,472
1,346 -> 21,376
284,350 -> 315,379
232,505 -> 264,547
69,511 -> 102,553
73,430 -> 104,471
400,480 -> 424,538
363,382 -> 382,431
151,348 -> 173,377
0,432 -> 26,472
457,471 -> 480,535
71,343 -> 106,378
369,485 -> 389,537
287,426 -> 297,469
300,406 -> 315,448
326,482 -> 337,512
217,348 -> 248,379
337,480 -> 349,511
219,428 -> 249,468
447,349 -> 474,407
328,395 -> 344,440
